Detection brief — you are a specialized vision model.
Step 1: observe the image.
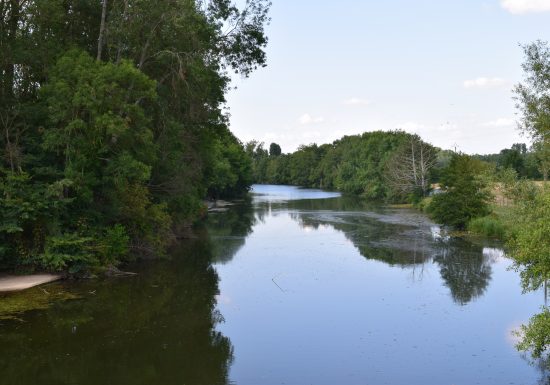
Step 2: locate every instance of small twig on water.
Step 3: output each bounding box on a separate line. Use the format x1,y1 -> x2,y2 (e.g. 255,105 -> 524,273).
39,287 -> 50,295
271,276 -> 285,293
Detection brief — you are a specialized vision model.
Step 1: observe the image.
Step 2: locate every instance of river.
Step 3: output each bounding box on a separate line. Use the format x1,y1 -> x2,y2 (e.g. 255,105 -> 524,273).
0,184 -> 546,384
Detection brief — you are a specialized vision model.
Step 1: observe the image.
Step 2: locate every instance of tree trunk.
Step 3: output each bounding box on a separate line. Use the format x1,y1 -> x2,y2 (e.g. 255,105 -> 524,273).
411,139 -> 418,186
2,0 -> 19,102
97,0 -> 108,61
115,0 -> 128,64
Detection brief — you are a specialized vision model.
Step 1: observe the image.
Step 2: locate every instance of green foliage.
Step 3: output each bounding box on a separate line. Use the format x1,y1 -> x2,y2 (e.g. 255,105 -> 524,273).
467,215 -> 506,239
427,154 -> 492,229
516,308 -> 550,359
205,131 -> 253,198
97,225 -> 130,265
269,142 -> 282,157
39,234 -> 97,273
473,143 -> 543,180
509,40 -> 550,363
415,196 -> 432,212
508,187 -> 550,293
0,171 -> 69,269
514,41 -> 550,181
0,0 -> 270,273
249,131 -> 436,201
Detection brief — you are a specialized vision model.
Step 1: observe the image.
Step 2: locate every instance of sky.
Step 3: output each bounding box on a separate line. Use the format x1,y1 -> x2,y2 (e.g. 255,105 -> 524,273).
225,0 -> 550,155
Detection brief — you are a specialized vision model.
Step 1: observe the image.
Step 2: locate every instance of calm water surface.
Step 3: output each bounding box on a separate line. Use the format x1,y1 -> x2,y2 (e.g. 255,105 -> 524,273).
0,184 -> 547,384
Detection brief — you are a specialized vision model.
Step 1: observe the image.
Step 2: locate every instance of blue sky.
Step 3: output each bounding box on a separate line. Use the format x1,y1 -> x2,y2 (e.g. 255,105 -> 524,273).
226,0 -> 550,154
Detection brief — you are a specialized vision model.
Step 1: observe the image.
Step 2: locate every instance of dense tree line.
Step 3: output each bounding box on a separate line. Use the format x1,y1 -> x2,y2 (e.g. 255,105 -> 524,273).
473,143 -> 543,179
247,131 -> 438,202
0,0 -> 270,272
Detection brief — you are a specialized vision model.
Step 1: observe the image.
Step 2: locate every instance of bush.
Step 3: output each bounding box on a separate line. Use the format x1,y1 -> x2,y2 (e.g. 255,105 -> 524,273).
415,196 -> 432,212
38,233 -> 97,273
427,154 -> 491,229
96,224 -> 130,265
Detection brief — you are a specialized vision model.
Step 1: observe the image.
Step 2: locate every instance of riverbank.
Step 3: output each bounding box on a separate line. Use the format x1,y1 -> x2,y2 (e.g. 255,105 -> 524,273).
0,274 -> 62,292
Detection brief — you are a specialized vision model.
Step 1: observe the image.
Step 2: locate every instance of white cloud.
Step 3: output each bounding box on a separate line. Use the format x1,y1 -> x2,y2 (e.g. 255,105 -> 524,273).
463,77 -> 507,89
343,97 -> 371,106
501,0 -> 550,14
482,118 -> 515,127
298,113 -> 324,125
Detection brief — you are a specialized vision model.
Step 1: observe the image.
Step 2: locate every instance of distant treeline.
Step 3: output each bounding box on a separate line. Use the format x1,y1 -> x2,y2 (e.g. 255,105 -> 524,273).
248,131 -> 547,202
473,143 -> 545,180
247,131 -> 441,201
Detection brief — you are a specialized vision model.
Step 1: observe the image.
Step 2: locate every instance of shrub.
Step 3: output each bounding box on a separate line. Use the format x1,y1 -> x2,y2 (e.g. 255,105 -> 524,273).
427,154 -> 491,229
38,233 -> 97,273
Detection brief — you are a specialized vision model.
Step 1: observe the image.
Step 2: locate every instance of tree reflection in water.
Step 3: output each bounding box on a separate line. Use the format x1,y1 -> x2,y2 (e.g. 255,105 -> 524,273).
287,197 -> 497,306
206,194 -> 502,306
0,240 -> 234,385
203,198 -> 264,264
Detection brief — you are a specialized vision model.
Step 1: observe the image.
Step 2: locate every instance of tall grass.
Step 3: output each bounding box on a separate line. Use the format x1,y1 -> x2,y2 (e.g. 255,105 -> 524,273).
467,215 -> 507,239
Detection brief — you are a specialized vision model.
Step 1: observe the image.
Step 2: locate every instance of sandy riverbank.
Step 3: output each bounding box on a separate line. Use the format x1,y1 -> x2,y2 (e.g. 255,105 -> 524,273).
0,274 -> 62,292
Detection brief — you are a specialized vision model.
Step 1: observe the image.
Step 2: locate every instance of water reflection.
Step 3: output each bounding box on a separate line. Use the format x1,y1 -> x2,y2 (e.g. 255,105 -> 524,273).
202,198 -> 259,264
279,200 -> 493,305
434,242 -> 492,305
0,240 -> 233,385
207,188 -> 500,306
0,185 -> 544,385
210,186 -> 544,385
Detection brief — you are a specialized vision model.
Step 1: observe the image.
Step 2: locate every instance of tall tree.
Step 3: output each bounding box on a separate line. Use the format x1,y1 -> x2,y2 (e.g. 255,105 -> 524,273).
96,0 -> 108,61
0,0 -> 271,271
514,41 -> 550,181
269,142 -> 281,156
427,154 -> 491,229
385,135 -> 436,199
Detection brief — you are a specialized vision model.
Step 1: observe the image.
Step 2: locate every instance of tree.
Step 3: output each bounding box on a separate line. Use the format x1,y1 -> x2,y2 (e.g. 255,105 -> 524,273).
498,144 -> 526,176
514,41 -> 550,181
509,186 -> 550,293
507,185 -> 550,358
0,0 -> 271,272
534,140 -> 550,181
427,154 -> 491,229
509,40 -> 550,362
385,135 -> 437,200
269,142 -> 281,157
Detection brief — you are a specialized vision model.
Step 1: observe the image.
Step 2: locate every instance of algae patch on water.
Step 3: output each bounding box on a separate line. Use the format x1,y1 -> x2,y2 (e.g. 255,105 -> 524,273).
0,284 -> 78,320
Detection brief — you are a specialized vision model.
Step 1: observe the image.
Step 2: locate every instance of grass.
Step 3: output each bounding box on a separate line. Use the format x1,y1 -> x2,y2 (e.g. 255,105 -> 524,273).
465,204 -> 516,240
467,215 -> 507,239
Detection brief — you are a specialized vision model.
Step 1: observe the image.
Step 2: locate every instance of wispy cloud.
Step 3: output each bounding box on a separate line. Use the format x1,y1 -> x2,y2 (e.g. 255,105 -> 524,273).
298,113 -> 324,125
343,97 -> 371,106
482,118 -> 515,127
463,77 -> 507,89
501,0 -> 550,14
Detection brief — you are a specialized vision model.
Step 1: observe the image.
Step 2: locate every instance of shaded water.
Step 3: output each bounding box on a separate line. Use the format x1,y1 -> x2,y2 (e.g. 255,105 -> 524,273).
0,185 -> 547,384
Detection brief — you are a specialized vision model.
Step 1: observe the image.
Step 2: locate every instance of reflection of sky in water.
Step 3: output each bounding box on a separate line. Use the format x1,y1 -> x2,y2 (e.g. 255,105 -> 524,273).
251,184 -> 341,202
211,185 -> 547,385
